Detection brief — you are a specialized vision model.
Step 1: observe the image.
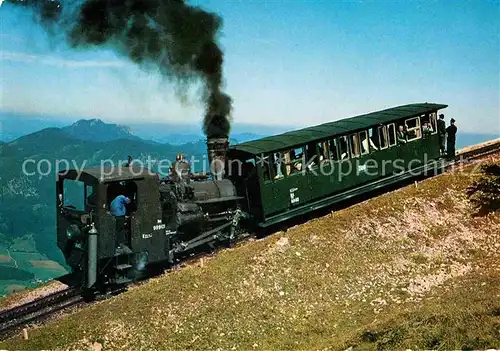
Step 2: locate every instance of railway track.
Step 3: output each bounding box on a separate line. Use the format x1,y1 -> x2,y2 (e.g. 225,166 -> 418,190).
455,138 -> 500,159
0,238 -> 252,340
1,139 -> 498,341
0,287 -> 83,339
444,139 -> 499,172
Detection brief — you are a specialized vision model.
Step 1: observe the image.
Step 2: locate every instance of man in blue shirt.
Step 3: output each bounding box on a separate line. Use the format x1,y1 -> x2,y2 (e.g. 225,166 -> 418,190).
110,195 -> 131,254
110,195 -> 130,216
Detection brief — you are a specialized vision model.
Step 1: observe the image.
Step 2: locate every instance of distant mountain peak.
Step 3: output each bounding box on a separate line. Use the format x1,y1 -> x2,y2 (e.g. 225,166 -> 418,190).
73,118 -> 104,127
62,118 -> 140,143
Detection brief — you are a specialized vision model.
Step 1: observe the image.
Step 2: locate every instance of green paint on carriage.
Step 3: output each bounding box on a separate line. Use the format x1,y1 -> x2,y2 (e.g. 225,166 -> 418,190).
227,103 -> 448,226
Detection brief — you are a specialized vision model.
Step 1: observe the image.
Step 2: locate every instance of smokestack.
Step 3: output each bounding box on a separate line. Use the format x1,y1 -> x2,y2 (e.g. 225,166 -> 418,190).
207,132 -> 228,181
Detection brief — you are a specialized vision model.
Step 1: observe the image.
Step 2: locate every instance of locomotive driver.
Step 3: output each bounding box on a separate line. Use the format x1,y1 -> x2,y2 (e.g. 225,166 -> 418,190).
110,194 -> 132,255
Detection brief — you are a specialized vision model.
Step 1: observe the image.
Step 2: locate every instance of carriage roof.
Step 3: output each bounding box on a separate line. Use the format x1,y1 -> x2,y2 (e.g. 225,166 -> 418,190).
229,102 -> 447,155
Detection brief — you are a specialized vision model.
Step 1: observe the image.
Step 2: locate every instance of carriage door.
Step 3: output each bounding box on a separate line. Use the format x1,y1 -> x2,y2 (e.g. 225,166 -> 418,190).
404,117 -> 423,170
285,146 -> 311,207
261,153 -> 291,215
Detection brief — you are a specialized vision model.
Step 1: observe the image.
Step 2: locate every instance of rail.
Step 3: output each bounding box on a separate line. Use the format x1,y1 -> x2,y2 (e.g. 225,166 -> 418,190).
0,287 -> 83,339
456,138 -> 500,160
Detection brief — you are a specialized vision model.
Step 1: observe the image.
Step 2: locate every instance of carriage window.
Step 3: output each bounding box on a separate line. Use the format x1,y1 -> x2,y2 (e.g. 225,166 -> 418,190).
429,112 -> 437,134
283,147 -> 304,175
378,125 -> 388,149
421,115 -> 428,132
420,114 -> 433,136
387,124 -> 396,147
339,136 -> 349,160
349,133 -> 360,158
405,117 -> 421,141
290,147 -> 304,164
317,141 -> 329,162
305,142 -> 318,167
369,127 -> 380,151
283,151 -> 292,176
293,147 -> 304,172
261,154 -> 273,181
273,152 -> 285,179
328,138 -> 340,161
359,131 -> 369,155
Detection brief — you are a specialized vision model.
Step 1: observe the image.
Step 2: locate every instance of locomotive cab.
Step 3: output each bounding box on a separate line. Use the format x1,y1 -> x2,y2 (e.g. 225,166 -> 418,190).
56,167 -> 164,290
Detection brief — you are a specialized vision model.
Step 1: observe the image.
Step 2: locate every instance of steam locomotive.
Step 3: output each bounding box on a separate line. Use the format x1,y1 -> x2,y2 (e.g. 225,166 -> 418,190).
56,103 -> 449,296
57,136 -> 248,295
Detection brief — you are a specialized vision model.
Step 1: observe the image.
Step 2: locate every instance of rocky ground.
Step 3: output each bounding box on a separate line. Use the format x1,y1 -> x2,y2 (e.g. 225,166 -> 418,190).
1,155 -> 499,350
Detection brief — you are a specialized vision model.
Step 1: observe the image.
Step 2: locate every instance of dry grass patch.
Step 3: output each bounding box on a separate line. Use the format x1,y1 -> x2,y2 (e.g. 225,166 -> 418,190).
345,260 -> 500,350
0,280 -> 68,311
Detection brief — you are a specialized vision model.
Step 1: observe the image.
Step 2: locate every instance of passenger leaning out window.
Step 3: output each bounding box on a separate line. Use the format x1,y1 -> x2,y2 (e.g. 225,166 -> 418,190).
422,121 -> 433,136
397,125 -> 407,144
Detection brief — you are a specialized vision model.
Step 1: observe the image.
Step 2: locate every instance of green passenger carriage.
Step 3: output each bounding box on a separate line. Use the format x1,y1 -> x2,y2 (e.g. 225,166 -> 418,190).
227,102 -> 447,227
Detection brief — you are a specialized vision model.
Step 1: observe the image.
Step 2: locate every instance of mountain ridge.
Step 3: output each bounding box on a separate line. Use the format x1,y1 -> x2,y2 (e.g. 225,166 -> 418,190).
61,118 -> 143,143
0,112 -> 288,144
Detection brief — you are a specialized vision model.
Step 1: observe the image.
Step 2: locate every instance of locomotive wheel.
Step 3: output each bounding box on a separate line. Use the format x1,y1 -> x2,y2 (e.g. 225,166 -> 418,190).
82,287 -> 96,302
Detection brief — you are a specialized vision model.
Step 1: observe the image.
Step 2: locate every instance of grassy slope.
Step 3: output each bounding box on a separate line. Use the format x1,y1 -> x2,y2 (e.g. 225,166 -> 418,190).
2,160 -> 499,350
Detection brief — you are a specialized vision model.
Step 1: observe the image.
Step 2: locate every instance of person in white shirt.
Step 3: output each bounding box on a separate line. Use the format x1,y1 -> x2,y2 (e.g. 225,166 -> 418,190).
422,121 -> 433,136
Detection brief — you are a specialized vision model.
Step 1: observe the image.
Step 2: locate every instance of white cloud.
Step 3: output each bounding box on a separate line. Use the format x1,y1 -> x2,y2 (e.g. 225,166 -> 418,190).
0,51 -> 125,68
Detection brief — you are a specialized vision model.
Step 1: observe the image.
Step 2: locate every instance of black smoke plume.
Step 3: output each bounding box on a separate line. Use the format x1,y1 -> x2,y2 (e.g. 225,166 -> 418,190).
7,0 -> 232,138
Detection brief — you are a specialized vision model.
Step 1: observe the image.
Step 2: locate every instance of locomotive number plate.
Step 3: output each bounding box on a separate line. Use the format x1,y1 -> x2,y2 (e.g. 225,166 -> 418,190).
290,188 -> 300,204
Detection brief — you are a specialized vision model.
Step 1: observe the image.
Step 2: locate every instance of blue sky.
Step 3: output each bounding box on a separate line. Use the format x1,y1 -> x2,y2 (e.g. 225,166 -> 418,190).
0,0 -> 499,134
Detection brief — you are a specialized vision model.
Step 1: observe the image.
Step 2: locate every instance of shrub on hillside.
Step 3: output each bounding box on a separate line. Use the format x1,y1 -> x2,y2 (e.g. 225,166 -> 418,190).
466,162 -> 500,214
